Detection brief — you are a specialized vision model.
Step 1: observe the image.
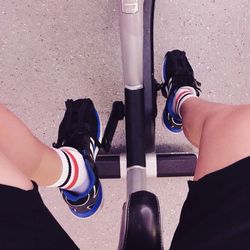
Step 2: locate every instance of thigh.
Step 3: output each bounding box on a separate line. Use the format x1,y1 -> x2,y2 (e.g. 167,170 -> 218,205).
170,157 -> 250,250
194,104 -> 250,180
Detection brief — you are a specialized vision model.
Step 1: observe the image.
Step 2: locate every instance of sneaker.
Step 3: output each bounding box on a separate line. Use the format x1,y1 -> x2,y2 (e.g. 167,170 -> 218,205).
161,50 -> 201,132
53,98 -> 103,219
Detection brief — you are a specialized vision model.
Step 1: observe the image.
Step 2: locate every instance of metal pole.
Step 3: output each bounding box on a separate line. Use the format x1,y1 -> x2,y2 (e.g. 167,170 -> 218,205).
118,0 -> 147,196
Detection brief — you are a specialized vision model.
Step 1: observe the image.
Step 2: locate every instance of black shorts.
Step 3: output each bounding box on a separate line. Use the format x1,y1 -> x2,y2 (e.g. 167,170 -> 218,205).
0,182 -> 79,250
170,156 -> 250,250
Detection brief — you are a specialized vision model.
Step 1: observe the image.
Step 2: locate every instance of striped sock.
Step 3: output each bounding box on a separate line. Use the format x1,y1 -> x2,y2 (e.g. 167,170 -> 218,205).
49,147 -> 90,194
172,86 -> 197,118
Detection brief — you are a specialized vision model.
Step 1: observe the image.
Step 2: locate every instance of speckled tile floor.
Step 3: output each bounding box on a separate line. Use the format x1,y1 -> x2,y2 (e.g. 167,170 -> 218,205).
0,0 -> 250,249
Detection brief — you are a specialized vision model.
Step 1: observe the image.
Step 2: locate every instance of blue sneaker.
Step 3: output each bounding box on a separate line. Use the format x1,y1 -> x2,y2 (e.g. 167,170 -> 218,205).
53,98 -> 103,219
161,50 -> 201,132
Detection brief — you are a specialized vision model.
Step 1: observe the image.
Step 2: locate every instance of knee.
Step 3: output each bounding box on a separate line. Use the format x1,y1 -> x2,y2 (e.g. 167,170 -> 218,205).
202,105 -> 250,141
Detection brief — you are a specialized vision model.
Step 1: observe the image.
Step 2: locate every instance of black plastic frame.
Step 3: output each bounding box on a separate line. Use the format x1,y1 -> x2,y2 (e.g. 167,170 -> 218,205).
96,153 -> 196,179
143,0 -> 157,153
125,88 -> 146,168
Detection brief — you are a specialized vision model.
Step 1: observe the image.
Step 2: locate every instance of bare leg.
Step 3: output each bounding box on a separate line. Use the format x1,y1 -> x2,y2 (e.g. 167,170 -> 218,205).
0,104 -> 62,186
0,152 -> 33,190
181,98 -> 250,180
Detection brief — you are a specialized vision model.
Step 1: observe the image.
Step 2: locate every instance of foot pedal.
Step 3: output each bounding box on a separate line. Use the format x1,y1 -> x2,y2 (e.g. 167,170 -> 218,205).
101,101 -> 125,152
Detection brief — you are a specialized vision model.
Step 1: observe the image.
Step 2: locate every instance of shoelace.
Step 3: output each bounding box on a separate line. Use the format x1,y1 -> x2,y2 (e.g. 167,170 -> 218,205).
161,77 -> 202,98
53,123 -> 102,149
189,78 -> 202,96
170,76 -> 202,96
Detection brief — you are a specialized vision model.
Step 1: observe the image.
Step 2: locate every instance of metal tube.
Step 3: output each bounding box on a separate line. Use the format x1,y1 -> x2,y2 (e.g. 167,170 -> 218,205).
118,0 -> 144,88
127,166 -> 147,196
118,0 -> 146,195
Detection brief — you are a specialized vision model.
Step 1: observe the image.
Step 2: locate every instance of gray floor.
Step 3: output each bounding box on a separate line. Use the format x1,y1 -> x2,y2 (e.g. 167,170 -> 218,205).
0,0 -> 250,249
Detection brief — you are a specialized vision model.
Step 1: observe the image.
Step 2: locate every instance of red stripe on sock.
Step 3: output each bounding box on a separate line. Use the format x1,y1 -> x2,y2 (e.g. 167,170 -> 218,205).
175,90 -> 191,112
63,149 -> 79,190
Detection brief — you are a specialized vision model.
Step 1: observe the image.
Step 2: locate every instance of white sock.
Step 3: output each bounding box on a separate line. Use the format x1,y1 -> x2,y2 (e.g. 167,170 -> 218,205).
49,147 -> 90,194
172,86 -> 197,118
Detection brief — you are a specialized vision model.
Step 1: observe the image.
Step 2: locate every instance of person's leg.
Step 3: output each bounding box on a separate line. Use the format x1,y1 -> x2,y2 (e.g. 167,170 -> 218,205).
163,50 -> 250,249
0,152 -> 79,249
0,103 -> 62,186
161,50 -> 250,181
0,102 -> 92,189
181,97 -> 250,180
180,98 -> 228,147
0,99 -> 103,218
0,152 -> 33,190
170,98 -> 250,250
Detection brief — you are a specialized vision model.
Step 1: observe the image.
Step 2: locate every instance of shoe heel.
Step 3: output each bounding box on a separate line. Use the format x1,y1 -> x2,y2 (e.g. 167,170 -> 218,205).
161,54 -> 168,83
93,109 -> 103,160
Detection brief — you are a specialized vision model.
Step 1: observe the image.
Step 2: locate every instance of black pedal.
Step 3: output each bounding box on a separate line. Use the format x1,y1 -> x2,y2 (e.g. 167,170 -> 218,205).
102,101 -> 125,152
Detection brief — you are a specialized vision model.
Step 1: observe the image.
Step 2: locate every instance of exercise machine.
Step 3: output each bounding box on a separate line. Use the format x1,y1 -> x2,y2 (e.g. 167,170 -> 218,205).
96,1 -> 196,249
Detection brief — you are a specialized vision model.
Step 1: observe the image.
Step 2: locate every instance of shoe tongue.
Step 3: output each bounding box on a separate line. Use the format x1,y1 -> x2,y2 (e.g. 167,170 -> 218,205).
66,133 -> 91,156
172,74 -> 194,87
81,135 -> 91,158
174,67 -> 193,76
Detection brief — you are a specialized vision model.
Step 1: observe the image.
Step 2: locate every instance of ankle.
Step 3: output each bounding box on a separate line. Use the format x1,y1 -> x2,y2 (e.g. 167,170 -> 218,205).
172,86 -> 197,118
49,147 -> 91,194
